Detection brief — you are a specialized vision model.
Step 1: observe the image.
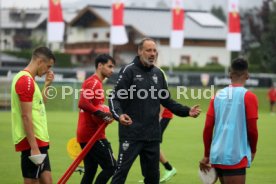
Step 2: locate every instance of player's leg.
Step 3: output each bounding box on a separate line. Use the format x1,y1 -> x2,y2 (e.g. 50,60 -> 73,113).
80,143 -> 98,184
215,168 -> 225,184
160,118 -> 171,136
159,118 -> 176,182
23,178 -> 39,184
94,139 -> 116,184
111,140 -> 142,184
218,177 -> 225,184
39,171 -> 52,184
160,118 -> 171,166
160,150 -> 168,164
159,151 -> 177,183
223,175 -> 245,184
271,101 -> 276,113
140,141 -> 160,184
21,147 -> 52,184
38,147 -> 52,184
217,168 -> 246,184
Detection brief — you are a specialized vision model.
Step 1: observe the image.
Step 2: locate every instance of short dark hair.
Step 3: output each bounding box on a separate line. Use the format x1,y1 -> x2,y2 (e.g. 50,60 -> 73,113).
138,37 -> 156,50
32,46 -> 56,63
95,54 -> 116,68
231,58 -> 248,73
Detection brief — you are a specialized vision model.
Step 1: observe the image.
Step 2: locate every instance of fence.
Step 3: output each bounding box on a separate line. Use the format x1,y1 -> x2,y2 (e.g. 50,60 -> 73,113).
1,71 -> 276,111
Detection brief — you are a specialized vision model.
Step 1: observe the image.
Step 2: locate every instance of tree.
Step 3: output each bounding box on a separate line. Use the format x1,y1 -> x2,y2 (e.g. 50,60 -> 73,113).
260,1 -> 276,73
156,0 -> 169,9
211,6 -> 226,22
244,0 -> 276,73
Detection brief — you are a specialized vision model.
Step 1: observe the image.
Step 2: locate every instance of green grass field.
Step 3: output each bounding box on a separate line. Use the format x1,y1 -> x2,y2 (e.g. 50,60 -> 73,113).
0,88 -> 276,183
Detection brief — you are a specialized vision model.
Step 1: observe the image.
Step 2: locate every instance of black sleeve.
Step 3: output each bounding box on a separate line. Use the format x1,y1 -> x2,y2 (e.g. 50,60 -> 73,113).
108,67 -> 132,121
159,72 -> 190,117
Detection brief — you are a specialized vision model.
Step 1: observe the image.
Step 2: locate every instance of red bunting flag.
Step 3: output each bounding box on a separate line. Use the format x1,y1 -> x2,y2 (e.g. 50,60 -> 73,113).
47,0 -> 64,42
170,0 -> 185,48
227,0 -> 241,51
110,0 -> 128,45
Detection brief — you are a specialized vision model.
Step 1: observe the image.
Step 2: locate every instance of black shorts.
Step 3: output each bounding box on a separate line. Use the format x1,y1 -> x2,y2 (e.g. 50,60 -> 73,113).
215,167 -> 246,177
160,118 -> 172,142
21,146 -> 51,179
270,101 -> 275,106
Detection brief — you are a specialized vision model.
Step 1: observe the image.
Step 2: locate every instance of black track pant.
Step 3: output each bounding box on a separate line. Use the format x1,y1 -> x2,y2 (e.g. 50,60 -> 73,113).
111,140 -> 160,184
80,139 -> 116,184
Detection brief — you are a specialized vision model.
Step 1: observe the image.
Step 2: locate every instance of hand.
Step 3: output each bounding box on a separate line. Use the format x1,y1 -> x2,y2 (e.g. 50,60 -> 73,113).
94,110 -> 114,123
189,105 -> 201,118
31,147 -> 41,156
119,114 -> 132,126
45,70 -> 54,87
199,157 -> 211,174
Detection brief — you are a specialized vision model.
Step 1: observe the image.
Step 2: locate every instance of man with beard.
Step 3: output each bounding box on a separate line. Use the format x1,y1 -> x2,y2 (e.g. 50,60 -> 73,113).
77,54 -> 116,184
109,38 -> 201,184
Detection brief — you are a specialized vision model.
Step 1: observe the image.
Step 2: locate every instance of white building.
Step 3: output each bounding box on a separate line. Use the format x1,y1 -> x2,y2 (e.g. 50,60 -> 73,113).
0,8 -> 47,51
0,6 -> 230,67
65,5 -> 230,67
0,8 -> 76,51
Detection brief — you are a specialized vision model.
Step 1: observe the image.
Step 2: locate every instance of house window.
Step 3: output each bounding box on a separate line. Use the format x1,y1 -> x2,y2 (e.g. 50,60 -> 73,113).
93,33 -> 98,39
106,32 -> 110,38
180,55 -> 191,65
210,56 -> 219,64
4,29 -> 11,35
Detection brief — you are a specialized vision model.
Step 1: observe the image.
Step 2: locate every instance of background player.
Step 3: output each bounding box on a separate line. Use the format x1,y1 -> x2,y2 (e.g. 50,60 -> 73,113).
199,58 -> 259,184
11,47 -> 55,184
77,54 -> 116,184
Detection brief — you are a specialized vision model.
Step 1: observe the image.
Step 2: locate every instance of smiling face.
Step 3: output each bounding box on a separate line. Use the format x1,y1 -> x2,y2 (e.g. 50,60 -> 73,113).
138,39 -> 158,67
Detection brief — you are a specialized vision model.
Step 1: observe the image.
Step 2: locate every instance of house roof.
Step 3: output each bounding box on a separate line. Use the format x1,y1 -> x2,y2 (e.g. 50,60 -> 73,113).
0,8 -> 77,29
0,8 -> 48,29
0,6 -> 227,40
83,5 -> 227,40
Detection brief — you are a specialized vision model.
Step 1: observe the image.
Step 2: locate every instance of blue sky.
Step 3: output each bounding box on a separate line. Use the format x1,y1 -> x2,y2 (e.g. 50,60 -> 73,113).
1,0 -> 263,10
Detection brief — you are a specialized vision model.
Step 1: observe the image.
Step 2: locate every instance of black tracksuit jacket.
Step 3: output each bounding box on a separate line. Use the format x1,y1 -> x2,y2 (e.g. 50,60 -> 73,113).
109,56 -> 191,142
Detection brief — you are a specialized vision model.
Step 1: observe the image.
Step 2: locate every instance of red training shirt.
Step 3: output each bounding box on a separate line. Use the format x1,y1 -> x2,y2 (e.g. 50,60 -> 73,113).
268,88 -> 276,102
161,108 -> 174,119
77,74 -> 107,143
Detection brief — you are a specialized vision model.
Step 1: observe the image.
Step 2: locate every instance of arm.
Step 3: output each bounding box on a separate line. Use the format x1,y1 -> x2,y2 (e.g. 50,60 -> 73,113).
200,99 -> 215,172
78,80 -> 101,113
245,91 -> 259,161
20,102 -> 40,155
161,97 -> 191,117
159,73 -> 200,117
15,76 -> 40,155
247,119 -> 258,161
78,79 -> 113,123
108,67 -> 133,125
203,115 -> 215,158
42,70 -> 54,103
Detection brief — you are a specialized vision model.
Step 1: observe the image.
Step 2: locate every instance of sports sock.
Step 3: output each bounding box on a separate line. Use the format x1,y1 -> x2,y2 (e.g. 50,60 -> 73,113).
163,162 -> 173,171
